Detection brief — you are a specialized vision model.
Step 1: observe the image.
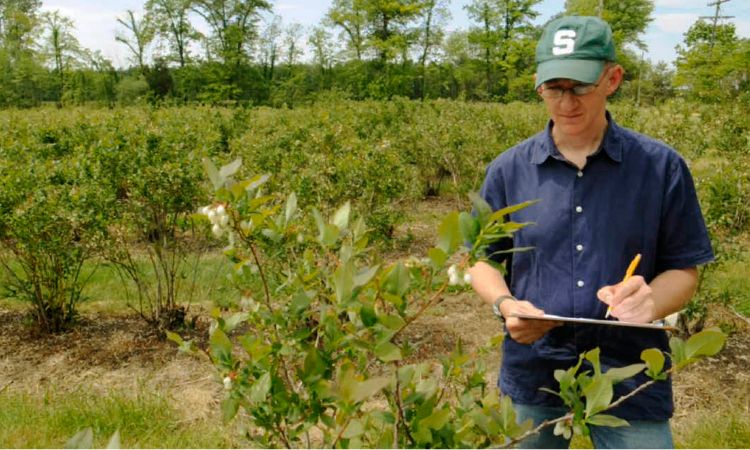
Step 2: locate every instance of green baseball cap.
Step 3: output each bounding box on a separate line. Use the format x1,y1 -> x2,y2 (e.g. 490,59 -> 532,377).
535,16 -> 616,89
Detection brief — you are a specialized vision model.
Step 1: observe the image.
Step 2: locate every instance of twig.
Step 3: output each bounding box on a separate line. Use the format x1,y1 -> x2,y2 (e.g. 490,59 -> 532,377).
248,242 -> 273,314
274,422 -> 292,449
390,280 -> 449,342
394,371 -> 416,447
499,372 -> 669,448
331,416 -> 353,449
499,413 -> 574,449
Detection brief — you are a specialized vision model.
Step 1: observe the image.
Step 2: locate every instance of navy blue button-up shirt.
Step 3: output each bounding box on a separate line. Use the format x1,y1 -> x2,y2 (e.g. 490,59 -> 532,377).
479,112 -> 714,420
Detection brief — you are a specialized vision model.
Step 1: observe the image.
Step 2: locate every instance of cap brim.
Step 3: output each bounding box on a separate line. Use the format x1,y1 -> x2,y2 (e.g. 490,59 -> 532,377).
535,59 -> 605,89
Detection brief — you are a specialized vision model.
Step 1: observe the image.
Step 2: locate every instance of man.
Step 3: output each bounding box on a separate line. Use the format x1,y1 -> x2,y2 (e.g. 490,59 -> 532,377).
468,16 -> 714,449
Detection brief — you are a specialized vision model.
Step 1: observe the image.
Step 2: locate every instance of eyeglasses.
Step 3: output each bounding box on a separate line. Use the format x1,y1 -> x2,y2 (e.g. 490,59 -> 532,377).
537,67 -> 611,99
537,82 -> 599,99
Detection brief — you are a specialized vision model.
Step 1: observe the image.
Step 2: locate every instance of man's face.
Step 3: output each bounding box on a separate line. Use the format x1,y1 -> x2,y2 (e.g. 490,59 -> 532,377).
538,65 -> 621,138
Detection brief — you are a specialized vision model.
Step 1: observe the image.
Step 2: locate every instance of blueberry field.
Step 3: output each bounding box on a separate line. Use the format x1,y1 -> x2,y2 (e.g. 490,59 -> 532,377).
1,99 -> 749,448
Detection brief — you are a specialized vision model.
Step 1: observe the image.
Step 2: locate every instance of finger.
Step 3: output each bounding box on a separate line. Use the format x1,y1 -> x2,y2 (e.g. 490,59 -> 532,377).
597,286 -> 616,305
612,284 -> 652,321
513,301 -> 545,316
608,276 -> 645,307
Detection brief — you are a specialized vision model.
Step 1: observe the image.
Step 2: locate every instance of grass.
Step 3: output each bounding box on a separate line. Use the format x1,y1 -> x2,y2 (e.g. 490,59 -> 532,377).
0,388 -> 238,448
79,253 -> 236,314
0,252 -> 237,315
676,411 -> 750,448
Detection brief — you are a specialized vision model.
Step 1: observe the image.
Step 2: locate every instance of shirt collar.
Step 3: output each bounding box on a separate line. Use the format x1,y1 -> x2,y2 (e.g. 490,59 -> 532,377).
531,111 -> 623,165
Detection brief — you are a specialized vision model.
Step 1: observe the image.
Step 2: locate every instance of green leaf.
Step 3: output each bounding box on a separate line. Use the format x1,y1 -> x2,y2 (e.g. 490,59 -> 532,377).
290,289 -> 312,315
202,158 -> 223,190
360,304 -> 377,327
585,348 -> 602,376
342,419 -> 365,439
420,407 -> 451,430
437,212 -> 460,253
378,313 -> 406,330
413,426 -> 432,445
245,174 -> 269,193
583,376 -> 613,417
334,260 -> 354,304
219,158 -> 242,179
458,211 -> 480,243
209,329 -> 232,362
332,201 -> 351,230
375,342 -> 402,362
641,348 -> 666,378
381,263 -> 410,297
302,348 -> 328,383
669,336 -> 687,367
488,200 -> 539,223
604,363 -> 645,384
427,247 -> 448,268
221,397 -> 240,422
166,330 -> 184,346
469,192 -> 493,226
65,428 -> 93,449
284,192 -> 298,224
499,394 -> 519,435
685,328 -> 726,359
312,208 -> 325,238
354,265 -> 379,288
320,224 -> 341,247
352,377 -> 390,403
223,312 -> 248,333
250,372 -> 272,403
586,414 -> 629,428
555,367 -> 576,393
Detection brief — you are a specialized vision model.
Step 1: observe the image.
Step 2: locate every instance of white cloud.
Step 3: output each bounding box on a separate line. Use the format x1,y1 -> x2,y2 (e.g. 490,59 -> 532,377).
653,13 -> 700,34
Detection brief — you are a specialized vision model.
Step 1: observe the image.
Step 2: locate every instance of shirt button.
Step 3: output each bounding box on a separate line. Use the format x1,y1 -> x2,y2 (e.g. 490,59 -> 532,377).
575,206 -> 583,213
576,244 -> 584,252
577,280 -> 585,288
577,171 -> 583,178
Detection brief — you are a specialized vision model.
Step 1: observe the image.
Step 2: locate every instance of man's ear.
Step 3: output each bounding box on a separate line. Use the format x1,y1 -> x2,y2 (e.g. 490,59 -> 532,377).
606,64 -> 625,96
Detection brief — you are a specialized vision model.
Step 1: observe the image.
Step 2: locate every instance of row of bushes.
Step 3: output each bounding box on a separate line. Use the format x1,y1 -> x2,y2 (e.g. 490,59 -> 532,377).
0,99 -> 748,332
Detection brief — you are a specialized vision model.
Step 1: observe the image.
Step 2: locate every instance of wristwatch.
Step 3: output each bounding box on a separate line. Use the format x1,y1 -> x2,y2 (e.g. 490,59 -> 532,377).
492,295 -> 517,322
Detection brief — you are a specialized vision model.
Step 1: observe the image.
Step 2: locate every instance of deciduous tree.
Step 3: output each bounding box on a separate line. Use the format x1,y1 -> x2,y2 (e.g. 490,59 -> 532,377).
145,0 -> 197,67
116,9 -> 154,75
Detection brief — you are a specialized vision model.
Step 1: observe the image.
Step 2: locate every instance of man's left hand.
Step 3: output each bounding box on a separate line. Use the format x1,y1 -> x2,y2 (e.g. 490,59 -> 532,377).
597,276 -> 656,323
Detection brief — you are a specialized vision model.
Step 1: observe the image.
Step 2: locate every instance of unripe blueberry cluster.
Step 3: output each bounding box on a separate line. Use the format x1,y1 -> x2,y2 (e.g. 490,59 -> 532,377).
447,264 -> 472,286
199,203 -> 229,237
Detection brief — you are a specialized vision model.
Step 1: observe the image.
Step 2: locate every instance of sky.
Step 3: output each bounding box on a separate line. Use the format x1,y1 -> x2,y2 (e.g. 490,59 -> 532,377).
40,0 -> 750,68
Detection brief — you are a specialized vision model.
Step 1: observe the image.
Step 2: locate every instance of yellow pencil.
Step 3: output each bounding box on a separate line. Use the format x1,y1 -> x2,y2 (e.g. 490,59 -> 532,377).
605,253 -> 642,319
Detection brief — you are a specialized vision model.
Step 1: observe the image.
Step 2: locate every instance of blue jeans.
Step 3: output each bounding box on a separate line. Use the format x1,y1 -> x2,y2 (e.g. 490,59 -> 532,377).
513,403 -> 674,449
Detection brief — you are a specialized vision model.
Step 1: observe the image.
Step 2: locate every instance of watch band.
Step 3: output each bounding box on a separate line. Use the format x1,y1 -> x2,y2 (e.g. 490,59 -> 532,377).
492,294 -> 517,321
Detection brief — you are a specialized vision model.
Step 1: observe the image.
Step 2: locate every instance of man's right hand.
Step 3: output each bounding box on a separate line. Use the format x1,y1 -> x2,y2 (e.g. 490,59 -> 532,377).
501,299 -> 561,344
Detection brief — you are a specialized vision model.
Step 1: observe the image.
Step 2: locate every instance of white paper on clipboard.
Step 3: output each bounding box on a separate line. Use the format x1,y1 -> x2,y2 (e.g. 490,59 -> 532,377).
510,313 -> 676,331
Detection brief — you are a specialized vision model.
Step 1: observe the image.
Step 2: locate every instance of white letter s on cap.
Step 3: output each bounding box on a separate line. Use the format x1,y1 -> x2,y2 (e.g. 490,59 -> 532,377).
552,30 -> 576,55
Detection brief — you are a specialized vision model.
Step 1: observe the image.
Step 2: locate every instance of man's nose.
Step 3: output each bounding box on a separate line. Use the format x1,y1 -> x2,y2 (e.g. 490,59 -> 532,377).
559,89 -> 579,107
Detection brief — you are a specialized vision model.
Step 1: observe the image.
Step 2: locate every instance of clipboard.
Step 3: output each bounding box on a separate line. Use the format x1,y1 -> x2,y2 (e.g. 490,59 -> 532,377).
510,313 -> 676,331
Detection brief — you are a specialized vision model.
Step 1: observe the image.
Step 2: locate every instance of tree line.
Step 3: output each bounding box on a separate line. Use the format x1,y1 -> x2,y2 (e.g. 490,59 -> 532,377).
0,0 -> 748,107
